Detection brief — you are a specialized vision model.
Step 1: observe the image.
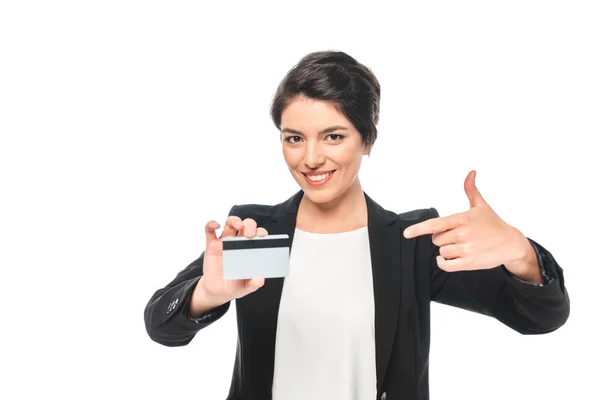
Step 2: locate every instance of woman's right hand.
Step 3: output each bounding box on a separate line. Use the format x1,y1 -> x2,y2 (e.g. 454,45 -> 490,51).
189,216 -> 268,316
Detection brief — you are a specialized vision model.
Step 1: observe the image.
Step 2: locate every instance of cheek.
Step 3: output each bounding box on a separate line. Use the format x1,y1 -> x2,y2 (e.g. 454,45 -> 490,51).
282,150 -> 303,172
281,149 -> 294,165
335,150 -> 363,171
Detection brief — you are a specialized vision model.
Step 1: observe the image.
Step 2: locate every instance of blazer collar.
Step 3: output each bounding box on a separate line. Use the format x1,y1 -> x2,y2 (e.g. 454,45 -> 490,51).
270,188 -> 397,227
262,189 -> 402,392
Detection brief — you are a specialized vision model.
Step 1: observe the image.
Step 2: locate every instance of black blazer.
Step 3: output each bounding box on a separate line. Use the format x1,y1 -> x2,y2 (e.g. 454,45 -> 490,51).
144,189 -> 569,400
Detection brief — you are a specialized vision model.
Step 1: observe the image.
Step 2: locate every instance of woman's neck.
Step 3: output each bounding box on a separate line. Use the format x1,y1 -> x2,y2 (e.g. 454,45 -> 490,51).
296,179 -> 368,233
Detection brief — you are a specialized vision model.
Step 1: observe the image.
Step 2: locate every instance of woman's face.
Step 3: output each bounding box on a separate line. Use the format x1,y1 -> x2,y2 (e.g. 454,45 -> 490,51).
280,95 -> 370,205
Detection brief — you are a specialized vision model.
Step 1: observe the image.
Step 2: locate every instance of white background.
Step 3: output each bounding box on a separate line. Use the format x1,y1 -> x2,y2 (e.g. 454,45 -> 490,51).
1,1 -> 598,399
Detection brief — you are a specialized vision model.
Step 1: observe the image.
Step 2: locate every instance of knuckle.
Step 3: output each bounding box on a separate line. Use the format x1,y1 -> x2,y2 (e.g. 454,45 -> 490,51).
226,215 -> 240,225
462,242 -> 472,255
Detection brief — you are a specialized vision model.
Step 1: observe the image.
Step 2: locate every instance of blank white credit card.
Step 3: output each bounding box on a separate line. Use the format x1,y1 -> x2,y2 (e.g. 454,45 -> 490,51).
222,234 -> 290,280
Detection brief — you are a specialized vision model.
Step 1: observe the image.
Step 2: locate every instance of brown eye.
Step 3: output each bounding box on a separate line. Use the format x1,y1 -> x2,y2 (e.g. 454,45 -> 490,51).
327,134 -> 344,141
284,136 -> 302,143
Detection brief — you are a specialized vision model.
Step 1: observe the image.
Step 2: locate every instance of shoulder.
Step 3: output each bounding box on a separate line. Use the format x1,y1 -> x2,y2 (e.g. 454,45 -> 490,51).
394,207 -> 439,223
228,203 -> 275,220
364,192 -> 439,226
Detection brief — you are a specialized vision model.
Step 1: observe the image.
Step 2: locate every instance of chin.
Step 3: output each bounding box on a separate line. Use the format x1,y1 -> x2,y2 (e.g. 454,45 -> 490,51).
302,191 -> 328,203
299,186 -> 342,205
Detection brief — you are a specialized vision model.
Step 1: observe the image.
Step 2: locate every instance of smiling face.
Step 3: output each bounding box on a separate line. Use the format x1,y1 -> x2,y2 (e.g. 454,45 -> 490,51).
280,95 -> 371,205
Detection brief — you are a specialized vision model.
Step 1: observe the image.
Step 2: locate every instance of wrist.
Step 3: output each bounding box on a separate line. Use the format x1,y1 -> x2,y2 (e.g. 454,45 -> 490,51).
189,277 -> 232,317
504,234 -> 544,284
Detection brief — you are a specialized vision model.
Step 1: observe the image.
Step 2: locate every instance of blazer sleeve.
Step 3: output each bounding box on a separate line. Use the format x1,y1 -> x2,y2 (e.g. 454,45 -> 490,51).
143,205 -> 238,346
428,208 -> 570,334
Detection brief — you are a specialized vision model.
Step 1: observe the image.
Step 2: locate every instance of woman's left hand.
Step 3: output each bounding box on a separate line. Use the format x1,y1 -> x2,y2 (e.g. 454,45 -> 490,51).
403,170 -> 532,273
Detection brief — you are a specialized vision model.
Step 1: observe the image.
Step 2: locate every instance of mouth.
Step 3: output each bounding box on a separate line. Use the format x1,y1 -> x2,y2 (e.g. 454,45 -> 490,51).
302,170 -> 336,186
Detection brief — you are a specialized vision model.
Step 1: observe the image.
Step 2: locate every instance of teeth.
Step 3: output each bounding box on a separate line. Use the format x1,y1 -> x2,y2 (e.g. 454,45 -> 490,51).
307,172 -> 332,182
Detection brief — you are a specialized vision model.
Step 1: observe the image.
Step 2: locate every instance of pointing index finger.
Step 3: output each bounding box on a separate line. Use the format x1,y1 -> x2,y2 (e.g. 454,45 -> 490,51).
404,215 -> 459,238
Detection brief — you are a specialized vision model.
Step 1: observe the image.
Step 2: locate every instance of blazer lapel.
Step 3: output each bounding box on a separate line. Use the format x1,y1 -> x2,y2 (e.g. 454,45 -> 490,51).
237,189 -> 402,396
364,192 -> 402,392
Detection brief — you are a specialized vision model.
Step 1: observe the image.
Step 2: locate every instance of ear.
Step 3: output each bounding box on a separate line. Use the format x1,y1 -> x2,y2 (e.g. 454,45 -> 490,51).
362,143 -> 372,156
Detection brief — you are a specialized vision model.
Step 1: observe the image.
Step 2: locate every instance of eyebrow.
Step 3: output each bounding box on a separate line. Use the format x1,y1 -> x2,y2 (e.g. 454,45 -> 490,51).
281,125 -> 348,135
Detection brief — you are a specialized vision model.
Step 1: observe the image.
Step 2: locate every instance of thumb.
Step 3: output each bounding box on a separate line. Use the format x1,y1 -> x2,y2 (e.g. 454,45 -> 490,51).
464,170 -> 486,208
245,278 -> 265,292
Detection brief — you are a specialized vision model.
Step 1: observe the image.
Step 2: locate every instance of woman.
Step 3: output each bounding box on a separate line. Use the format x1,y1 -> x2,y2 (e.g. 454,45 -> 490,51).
144,51 -> 569,400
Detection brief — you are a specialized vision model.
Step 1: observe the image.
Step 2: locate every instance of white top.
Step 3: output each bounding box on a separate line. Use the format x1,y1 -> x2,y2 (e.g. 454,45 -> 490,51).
271,226 -> 377,400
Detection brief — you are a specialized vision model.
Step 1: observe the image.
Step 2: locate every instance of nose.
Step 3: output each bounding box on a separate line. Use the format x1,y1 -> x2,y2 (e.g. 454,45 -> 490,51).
303,141 -> 326,168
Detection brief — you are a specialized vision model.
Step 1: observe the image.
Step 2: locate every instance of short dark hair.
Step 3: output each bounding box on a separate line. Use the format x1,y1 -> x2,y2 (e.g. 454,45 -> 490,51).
270,50 -> 381,150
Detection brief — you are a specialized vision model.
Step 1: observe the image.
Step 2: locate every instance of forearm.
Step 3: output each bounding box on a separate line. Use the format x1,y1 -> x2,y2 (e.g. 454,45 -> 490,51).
144,254 -> 230,347
431,237 -> 570,334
